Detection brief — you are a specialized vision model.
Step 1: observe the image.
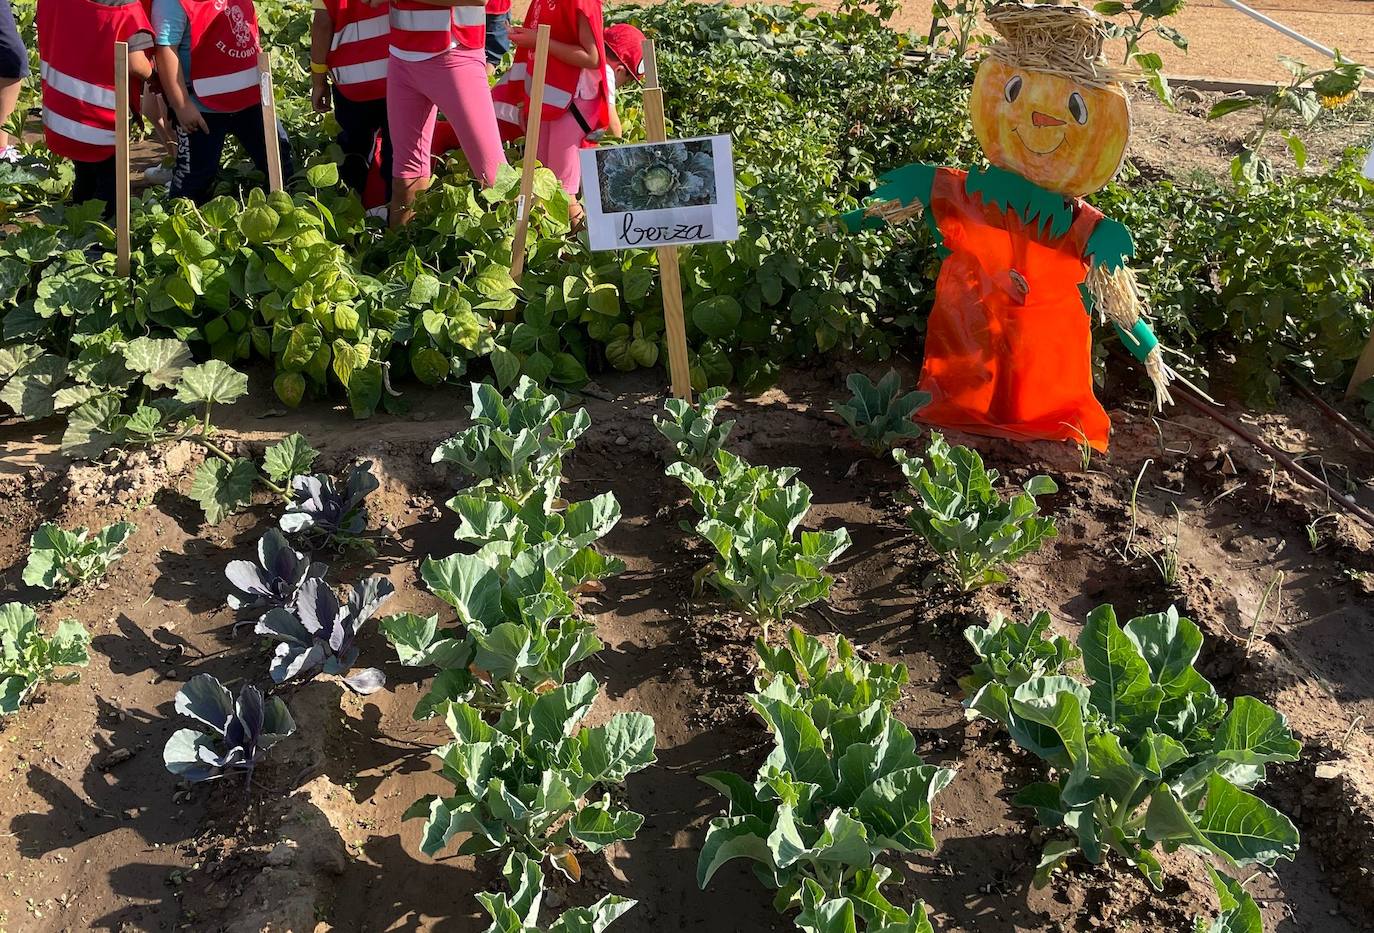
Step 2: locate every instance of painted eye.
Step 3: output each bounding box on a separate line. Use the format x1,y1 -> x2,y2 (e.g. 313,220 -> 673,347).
1068,91 -> 1089,124
1003,75 -> 1023,103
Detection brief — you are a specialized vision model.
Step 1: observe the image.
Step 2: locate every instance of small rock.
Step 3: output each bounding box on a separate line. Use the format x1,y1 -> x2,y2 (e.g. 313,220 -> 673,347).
1315,763 -> 1343,780
265,842 -> 297,867
101,748 -> 136,770
122,808 -> 138,820
615,435 -> 629,447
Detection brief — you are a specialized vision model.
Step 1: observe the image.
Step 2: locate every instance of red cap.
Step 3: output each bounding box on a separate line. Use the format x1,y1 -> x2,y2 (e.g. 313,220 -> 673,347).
605,24 -> 647,83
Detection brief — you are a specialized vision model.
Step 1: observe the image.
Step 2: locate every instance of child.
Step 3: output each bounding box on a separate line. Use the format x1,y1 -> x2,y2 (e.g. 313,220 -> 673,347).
377,0 -> 506,226
36,0 -> 155,210
310,0 -> 391,204
492,9 -> 645,198
153,0 -> 296,203
484,0 -> 510,74
0,0 -> 25,161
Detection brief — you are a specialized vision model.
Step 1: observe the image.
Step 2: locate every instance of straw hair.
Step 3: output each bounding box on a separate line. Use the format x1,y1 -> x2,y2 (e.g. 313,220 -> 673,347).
986,1 -> 1137,87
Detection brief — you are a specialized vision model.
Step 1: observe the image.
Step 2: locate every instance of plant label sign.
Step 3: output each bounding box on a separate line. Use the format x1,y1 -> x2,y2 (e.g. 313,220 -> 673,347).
580,135 -> 739,252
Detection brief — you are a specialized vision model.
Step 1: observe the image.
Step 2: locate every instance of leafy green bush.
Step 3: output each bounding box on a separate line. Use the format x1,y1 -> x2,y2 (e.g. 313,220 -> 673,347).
478,853 -> 637,933
964,605 -> 1301,891
405,673 -> 656,877
432,379 -> 590,503
0,603 -> 90,715
655,386 -> 735,469
22,521 -> 135,591
894,433 -> 1058,590
834,370 -> 929,454
382,551 -> 602,718
448,482 -> 626,591
668,449 -> 799,521
699,628 -> 949,923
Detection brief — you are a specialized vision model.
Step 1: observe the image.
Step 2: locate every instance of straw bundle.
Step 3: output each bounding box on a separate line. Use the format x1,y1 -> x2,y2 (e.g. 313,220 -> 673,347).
986,1 -> 1137,87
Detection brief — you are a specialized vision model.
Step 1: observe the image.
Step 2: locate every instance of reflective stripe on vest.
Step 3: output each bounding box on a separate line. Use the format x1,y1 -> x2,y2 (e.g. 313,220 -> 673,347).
40,61 -> 116,110
330,13 -> 389,50
192,66 -> 260,100
388,1 -> 482,59
42,108 -> 116,146
333,58 -> 388,86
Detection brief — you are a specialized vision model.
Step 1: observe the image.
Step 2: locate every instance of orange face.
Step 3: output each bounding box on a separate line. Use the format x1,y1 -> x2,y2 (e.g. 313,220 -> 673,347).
970,58 -> 1131,198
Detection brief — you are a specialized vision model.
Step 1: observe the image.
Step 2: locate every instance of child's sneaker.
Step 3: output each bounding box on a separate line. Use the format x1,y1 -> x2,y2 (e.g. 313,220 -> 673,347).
0,147 -> 20,164
144,163 -> 174,185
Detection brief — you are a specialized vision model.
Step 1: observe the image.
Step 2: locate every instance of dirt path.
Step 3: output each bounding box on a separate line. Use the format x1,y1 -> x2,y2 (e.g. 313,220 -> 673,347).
2,360 -> 1373,932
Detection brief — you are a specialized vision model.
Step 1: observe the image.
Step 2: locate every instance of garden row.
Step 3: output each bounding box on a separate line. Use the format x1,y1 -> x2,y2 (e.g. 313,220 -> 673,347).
3,1 -> 1374,445
1,373 -> 1308,931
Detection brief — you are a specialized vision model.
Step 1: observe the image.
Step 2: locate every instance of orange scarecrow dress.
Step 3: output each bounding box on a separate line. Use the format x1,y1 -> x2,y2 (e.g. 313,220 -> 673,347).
844,163 -> 1140,452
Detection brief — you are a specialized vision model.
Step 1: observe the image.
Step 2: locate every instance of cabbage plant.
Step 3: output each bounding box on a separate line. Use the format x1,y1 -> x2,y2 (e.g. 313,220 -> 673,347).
0,603 -> 90,715
163,674 -> 296,784
224,528 -> 326,628
255,576 -> 392,694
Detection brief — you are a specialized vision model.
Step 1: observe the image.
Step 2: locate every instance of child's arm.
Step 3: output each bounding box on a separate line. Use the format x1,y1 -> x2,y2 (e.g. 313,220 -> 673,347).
154,46 -> 208,133
127,31 -> 155,81
310,7 -> 331,113
509,13 -> 598,70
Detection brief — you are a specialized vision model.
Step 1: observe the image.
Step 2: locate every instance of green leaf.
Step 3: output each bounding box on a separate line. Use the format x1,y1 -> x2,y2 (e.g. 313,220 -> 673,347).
1080,604 -> 1163,739
0,355 -> 67,420
569,800 -> 645,851
188,457 -> 258,525
123,337 -> 193,390
697,815 -> 775,888
692,296 -> 742,338
175,360 -> 248,407
1192,773 -> 1300,866
263,433 -> 318,485
274,371 -> 306,408
306,162 -> 340,187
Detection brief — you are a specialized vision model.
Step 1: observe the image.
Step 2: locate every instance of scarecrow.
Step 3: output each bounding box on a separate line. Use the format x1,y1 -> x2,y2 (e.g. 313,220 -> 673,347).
842,0 -> 1172,452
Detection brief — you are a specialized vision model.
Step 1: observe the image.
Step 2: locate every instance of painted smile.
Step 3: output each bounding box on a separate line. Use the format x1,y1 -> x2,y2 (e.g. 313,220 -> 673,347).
1012,127 -> 1065,156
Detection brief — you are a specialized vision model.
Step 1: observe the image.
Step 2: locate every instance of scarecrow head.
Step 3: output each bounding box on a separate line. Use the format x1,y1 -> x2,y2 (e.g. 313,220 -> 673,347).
971,2 -> 1131,198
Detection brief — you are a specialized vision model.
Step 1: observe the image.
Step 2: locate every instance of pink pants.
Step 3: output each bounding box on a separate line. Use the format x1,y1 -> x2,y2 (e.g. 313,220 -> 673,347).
388,45 -> 506,185
537,106 -> 588,195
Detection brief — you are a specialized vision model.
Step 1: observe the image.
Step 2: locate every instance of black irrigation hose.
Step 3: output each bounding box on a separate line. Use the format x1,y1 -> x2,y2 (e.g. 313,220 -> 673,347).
1168,379 -> 1374,532
1282,368 -> 1374,456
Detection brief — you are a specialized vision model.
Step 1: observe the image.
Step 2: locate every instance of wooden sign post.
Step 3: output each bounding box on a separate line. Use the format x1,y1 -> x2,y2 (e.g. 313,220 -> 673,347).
114,41 -> 131,276
640,41 -> 693,403
507,23 -> 552,301
258,51 -> 285,193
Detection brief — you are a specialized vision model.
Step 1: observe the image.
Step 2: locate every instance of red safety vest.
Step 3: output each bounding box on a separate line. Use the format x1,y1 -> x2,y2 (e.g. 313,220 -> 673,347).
485,0 -> 510,16
324,0 -> 388,101
492,0 -> 607,137
181,0 -> 261,113
36,0 -> 151,161
388,0 -> 483,61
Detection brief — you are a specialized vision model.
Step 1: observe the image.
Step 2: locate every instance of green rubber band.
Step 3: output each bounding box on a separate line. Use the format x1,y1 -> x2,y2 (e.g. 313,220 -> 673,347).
1115,319 -> 1159,363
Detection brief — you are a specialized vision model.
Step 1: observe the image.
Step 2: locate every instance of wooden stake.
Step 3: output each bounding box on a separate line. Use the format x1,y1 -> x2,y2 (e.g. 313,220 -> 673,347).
257,50 -> 284,193
507,23 -> 552,303
114,41 -> 131,277
641,40 -> 692,403
1346,332 -> 1374,399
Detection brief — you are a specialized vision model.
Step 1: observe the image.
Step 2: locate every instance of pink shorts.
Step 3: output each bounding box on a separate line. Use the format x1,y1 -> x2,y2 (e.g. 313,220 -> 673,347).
538,106 -> 589,195
387,45 -> 507,185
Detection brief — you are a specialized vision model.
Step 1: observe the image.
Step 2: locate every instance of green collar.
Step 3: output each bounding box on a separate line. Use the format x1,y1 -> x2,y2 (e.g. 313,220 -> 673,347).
964,164 -> 1077,241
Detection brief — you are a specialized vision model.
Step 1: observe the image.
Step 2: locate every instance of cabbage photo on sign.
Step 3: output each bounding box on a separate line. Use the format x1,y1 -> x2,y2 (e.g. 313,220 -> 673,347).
580,135 -> 739,252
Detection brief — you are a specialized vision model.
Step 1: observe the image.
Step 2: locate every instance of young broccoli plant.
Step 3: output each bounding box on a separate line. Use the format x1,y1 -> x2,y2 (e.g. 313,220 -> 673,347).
478,853 -> 637,933
0,603 -> 90,715
163,673 -> 296,784
1195,869 -> 1263,933
280,460 -> 379,550
432,378 -> 590,503
667,449 -> 799,522
22,521 -> 135,592
964,605 -> 1302,892
654,385 -> 735,469
224,528 -> 326,629
381,551 -> 600,718
699,629 -> 953,923
668,450 -> 848,624
796,874 -> 934,933
406,673 -> 656,880
834,370 -> 930,455
894,432 -> 1058,591
448,483 -> 626,592
255,576 -> 392,694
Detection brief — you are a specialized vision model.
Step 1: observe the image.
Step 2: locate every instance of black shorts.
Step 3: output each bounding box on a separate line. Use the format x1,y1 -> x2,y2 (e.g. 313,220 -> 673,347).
0,0 -> 28,81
